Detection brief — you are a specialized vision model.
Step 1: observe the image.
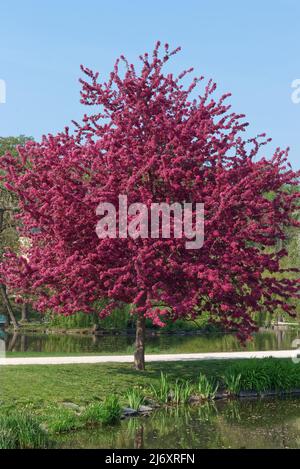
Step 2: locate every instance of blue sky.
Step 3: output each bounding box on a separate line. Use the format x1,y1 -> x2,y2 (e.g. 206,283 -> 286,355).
0,0 -> 299,169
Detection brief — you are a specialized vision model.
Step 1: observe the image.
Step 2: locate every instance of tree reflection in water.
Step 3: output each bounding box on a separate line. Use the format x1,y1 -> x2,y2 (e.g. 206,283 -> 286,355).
57,397 -> 300,449
5,328 -> 300,355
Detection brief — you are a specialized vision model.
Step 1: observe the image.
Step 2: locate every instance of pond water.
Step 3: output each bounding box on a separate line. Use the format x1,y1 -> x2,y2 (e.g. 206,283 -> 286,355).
3,328 -> 300,355
57,397 -> 300,449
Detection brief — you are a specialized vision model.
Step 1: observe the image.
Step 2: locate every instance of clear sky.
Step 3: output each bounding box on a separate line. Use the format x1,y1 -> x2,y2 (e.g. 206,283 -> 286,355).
0,0 -> 299,169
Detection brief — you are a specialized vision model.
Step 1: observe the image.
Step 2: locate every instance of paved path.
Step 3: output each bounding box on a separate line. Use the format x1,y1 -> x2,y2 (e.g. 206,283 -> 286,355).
1,350 -> 300,366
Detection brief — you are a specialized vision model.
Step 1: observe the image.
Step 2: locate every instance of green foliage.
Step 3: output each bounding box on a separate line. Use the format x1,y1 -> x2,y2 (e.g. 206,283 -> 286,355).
45,407 -> 81,433
223,372 -> 242,395
101,304 -> 132,329
81,402 -> 107,426
0,135 -> 33,157
46,304 -> 131,330
228,358 -> 300,393
0,136 -> 34,320
160,313 -> 220,333
45,307 -> 217,332
96,395 -> 122,426
48,312 -> 100,329
126,388 -> 145,410
150,372 -> 171,404
196,373 -> 219,400
150,373 -> 193,404
46,306 -> 223,334
81,396 -> 122,426
0,411 -> 51,449
172,379 -> 193,404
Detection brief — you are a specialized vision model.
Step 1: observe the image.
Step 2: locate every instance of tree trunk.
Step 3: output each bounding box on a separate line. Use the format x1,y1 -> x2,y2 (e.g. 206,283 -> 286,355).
0,284 -> 18,330
21,334 -> 28,352
8,331 -> 18,352
21,303 -> 29,322
134,315 -> 146,370
134,425 -> 144,449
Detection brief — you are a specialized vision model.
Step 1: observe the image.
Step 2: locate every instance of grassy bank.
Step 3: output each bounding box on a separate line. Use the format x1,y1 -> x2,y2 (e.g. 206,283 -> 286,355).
2,359 -> 300,408
1,360 -> 228,447
1,358 -> 300,448
1,360 -> 228,407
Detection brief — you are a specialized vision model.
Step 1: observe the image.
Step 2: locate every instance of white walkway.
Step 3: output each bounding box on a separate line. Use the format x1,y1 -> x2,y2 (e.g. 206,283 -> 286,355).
1,350 -> 300,366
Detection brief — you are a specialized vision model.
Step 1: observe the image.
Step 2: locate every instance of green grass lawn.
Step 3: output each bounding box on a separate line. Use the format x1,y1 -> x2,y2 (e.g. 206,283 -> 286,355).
1,360 -> 241,408
2,358 -> 299,408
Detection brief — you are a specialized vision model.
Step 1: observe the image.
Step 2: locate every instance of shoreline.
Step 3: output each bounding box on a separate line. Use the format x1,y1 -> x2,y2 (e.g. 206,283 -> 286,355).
4,323 -> 300,338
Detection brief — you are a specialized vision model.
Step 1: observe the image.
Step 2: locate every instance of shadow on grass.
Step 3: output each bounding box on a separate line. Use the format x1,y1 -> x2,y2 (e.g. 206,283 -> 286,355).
96,360 -> 238,383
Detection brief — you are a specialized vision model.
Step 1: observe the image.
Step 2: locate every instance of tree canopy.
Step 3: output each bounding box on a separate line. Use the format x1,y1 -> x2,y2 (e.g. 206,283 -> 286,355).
0,44 -> 299,366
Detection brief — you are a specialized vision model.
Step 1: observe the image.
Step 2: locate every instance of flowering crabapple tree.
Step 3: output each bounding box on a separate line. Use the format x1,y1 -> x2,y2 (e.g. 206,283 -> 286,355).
0,43 -> 299,370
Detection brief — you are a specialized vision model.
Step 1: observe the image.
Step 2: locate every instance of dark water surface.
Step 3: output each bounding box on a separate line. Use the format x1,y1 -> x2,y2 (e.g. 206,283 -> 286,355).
58,398 -> 300,449
4,328 -> 300,355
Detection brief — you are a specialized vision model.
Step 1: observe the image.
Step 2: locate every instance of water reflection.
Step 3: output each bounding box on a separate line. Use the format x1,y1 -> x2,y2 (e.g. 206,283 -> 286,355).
4,328 -> 300,355
58,398 -> 300,449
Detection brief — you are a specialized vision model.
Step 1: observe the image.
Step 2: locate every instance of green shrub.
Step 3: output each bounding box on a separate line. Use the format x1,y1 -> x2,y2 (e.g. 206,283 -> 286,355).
96,395 -> 122,426
81,402 -> 106,426
126,388 -> 145,410
223,372 -> 242,395
150,372 -> 171,404
160,313 -> 221,333
48,311 -> 97,329
101,304 -> 131,329
196,373 -> 219,400
172,380 -> 193,404
228,358 -> 300,393
47,302 -> 131,330
0,412 -> 52,449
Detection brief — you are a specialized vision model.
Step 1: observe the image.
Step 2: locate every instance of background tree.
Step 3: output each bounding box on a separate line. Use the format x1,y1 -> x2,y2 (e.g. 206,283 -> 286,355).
276,185 -> 300,323
0,136 -> 33,327
0,44 -> 299,369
